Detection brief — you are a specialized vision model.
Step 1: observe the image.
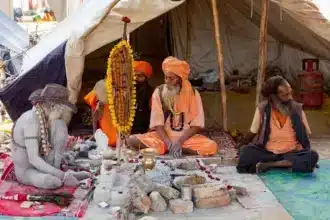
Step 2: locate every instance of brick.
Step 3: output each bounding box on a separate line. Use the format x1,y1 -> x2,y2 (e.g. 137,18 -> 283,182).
169,199 -> 194,214
194,193 -> 231,209
155,184 -> 180,200
192,183 -> 227,199
149,191 -> 167,212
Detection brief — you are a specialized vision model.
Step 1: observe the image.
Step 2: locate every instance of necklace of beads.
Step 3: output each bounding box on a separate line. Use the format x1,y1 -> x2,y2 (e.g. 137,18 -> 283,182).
164,96 -> 181,116
34,104 -> 52,156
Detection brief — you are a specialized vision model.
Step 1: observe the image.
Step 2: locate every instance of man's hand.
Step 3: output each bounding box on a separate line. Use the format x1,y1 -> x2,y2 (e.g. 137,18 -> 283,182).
62,151 -> 77,166
168,141 -> 182,158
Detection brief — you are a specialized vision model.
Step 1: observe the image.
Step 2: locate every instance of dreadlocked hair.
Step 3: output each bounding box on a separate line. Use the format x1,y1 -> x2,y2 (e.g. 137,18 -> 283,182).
261,76 -> 287,100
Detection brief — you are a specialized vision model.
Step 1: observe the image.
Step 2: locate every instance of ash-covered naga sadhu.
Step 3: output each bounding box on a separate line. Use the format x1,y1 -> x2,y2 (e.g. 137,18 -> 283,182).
127,56 -> 218,158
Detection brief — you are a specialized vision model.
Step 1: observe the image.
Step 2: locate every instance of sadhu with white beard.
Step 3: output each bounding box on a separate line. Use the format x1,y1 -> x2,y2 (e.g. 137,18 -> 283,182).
127,56 -> 218,158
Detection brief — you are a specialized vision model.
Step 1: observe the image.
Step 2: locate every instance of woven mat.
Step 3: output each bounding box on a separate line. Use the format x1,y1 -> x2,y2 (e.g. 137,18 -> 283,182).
203,131 -> 238,161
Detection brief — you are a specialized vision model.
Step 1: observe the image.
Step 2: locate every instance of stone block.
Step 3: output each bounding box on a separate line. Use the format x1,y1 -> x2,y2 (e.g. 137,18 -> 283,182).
228,188 -> 237,200
155,184 -> 180,200
192,183 -> 227,199
149,191 -> 167,212
194,193 -> 231,209
133,195 -> 152,214
169,199 -> 194,214
232,185 -> 248,196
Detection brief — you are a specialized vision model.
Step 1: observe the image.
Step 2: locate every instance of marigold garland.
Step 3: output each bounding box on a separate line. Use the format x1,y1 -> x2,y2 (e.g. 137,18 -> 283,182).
106,40 -> 136,134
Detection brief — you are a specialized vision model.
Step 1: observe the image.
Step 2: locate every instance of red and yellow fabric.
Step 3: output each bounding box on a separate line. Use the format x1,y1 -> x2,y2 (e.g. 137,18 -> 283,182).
84,90 -> 117,146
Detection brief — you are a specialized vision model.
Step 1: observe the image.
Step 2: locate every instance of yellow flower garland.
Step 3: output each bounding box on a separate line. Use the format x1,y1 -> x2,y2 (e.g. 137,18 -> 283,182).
106,40 -> 136,134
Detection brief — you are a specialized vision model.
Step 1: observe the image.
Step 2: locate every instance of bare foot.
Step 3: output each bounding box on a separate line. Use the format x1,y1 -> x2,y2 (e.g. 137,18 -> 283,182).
256,162 -> 270,173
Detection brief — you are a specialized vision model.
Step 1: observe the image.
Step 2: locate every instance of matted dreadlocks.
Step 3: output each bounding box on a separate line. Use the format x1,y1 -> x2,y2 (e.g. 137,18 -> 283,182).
261,76 -> 287,100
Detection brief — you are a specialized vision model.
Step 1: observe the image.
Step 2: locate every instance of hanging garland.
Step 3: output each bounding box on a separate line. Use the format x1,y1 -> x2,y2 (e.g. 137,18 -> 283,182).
106,17 -> 136,134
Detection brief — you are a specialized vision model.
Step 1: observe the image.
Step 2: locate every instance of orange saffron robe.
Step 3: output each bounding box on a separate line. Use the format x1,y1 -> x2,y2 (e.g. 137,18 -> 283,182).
266,109 -> 303,154
134,88 -> 218,156
84,90 -> 117,146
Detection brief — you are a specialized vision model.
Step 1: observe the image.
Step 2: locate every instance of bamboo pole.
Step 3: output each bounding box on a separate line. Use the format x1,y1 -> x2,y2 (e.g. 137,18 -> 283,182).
211,0 -> 228,131
256,0 -> 269,105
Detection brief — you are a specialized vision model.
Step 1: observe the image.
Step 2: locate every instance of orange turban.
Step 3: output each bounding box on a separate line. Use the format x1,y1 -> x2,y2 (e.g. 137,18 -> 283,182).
162,56 -> 190,80
134,61 -> 153,78
162,56 -> 197,123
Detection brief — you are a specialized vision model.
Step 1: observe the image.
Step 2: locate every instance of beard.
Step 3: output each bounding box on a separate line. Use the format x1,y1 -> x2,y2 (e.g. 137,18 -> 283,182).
43,104 -> 65,123
161,84 -> 181,110
271,96 -> 293,116
161,84 -> 180,100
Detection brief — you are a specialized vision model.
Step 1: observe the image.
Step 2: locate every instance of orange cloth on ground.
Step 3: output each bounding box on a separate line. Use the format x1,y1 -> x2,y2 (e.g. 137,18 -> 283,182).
135,132 -> 217,156
266,109 -> 303,154
134,87 -> 218,156
84,90 -> 117,146
134,61 -> 153,78
162,56 -> 197,123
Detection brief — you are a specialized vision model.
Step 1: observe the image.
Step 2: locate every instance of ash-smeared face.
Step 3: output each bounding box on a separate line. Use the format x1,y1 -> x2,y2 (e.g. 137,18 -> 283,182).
44,103 -> 67,122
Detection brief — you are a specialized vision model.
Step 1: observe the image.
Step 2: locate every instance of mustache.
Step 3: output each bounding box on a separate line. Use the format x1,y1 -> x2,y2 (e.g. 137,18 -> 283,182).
272,98 -> 293,116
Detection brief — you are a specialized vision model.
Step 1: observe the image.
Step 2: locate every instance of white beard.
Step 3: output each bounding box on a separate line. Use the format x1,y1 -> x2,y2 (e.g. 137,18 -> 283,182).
161,85 -> 180,111
161,84 -> 180,100
45,105 -> 65,123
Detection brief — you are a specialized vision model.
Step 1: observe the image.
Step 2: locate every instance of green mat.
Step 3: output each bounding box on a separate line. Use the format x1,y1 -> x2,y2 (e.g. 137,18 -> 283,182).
259,160 -> 330,220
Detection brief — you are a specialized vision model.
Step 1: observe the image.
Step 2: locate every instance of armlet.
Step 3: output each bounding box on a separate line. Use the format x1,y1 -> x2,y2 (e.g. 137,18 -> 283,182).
24,136 -> 39,140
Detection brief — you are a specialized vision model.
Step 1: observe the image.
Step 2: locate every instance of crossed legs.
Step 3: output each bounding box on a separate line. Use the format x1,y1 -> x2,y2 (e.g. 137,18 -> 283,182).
237,144 -> 319,174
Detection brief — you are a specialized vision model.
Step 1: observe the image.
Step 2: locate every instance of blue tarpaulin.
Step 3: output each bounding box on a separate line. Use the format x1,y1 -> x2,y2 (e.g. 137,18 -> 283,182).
0,42 -> 67,121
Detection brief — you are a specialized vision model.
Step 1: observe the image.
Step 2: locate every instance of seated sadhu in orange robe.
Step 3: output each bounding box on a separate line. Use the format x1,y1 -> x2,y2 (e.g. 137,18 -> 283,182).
127,56 -> 218,157
237,76 -> 318,173
84,61 -> 154,146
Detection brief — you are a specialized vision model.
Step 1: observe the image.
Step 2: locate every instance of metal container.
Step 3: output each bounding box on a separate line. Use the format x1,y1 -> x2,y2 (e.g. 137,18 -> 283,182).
181,184 -> 192,201
298,59 -> 324,108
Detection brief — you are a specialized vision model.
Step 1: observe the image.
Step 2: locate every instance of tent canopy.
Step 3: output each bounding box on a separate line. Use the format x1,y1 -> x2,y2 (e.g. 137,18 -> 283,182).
170,0 -> 330,85
2,0 -> 330,122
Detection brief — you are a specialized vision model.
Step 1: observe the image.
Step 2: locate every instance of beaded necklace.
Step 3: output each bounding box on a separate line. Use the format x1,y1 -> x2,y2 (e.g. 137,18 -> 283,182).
34,103 -> 52,156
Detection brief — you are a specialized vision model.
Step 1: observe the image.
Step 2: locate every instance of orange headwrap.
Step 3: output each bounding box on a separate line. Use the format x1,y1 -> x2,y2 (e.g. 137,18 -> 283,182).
134,61 -> 153,78
162,56 -> 197,122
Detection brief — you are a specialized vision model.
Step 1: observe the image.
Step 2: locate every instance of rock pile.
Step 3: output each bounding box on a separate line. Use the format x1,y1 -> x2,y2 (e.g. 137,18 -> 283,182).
94,158 -> 248,219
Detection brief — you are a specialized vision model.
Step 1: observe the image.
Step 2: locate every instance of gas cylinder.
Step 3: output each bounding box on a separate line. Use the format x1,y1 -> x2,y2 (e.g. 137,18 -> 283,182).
298,59 -> 324,108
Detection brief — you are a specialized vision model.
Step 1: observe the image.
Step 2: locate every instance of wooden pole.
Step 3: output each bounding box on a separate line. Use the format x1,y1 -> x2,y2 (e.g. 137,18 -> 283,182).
211,0 -> 228,131
256,0 -> 269,105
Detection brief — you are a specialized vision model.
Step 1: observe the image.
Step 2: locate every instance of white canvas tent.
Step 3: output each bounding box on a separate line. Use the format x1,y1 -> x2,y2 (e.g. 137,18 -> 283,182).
14,0 -> 330,124
170,0 -> 330,85
20,0 -> 185,105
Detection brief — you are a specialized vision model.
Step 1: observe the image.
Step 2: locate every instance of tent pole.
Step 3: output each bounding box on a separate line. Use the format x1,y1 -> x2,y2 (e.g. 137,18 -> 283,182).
211,0 -> 228,131
82,0 -> 121,39
256,0 -> 269,105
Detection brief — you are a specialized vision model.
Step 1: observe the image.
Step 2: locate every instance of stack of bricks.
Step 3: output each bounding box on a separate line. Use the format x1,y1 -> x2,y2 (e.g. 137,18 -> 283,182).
192,183 -> 232,209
